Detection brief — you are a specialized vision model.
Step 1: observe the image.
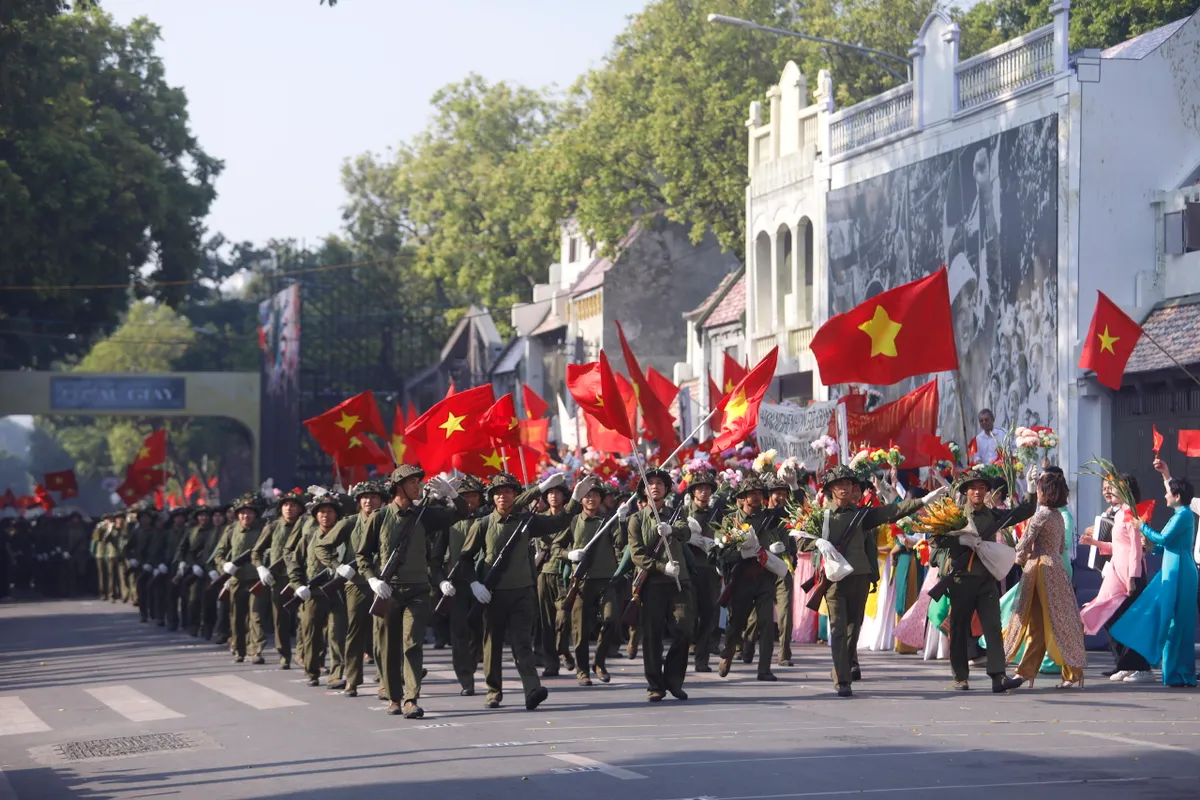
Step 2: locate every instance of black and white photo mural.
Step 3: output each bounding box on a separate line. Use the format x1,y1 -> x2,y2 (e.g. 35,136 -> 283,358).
826,113 -> 1059,443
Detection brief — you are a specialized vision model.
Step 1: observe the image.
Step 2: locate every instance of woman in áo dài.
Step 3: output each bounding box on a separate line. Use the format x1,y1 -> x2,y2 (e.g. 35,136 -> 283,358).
1003,471 -> 1088,688
1109,475 -> 1198,688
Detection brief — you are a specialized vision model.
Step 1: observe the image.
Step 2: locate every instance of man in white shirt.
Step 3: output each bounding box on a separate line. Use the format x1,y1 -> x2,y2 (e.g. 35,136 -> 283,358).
970,408 -> 1006,466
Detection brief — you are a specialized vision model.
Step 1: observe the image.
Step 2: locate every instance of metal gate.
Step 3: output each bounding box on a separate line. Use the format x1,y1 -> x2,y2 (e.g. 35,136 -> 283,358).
1111,381 -> 1200,530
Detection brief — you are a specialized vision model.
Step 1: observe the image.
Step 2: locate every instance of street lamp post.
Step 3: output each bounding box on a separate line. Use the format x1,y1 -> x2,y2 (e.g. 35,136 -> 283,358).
707,13 -> 911,82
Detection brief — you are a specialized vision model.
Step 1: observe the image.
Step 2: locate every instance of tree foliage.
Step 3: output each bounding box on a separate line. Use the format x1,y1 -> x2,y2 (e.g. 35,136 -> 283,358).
958,0 -> 1199,54
0,1 -> 220,369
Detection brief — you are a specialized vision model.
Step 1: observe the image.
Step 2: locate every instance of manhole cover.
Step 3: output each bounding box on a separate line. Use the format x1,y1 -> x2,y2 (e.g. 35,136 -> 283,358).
55,733 -> 194,761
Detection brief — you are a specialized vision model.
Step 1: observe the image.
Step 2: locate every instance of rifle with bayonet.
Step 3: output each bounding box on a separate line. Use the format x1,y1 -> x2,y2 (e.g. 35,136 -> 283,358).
367,497 -> 431,619
466,512 -> 536,625
207,549 -> 254,602
282,567 -> 332,614
432,520 -> 476,616
249,556 -> 286,596
620,492 -> 694,626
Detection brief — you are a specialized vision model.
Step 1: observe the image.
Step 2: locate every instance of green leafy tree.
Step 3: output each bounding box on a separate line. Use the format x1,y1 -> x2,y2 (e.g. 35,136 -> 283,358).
0,1 -> 220,370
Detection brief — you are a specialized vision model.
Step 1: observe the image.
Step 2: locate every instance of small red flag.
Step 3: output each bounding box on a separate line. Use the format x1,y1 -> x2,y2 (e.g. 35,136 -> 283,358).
1178,430 -> 1200,457
722,352 -> 747,395
519,418 -> 550,452
480,393 -> 521,446
444,379 -> 456,400
1152,425 -> 1164,455
1078,291 -> 1143,391
810,268 -> 958,386
183,475 -> 204,499
712,347 -> 778,452
338,432 -> 393,468
44,469 -> 78,498
1136,499 -> 1157,522
404,384 -> 496,473
391,404 -> 417,466
600,351 -> 634,440
521,383 -> 548,420
304,392 -> 389,456
615,321 -> 677,449
132,430 -> 167,470
918,433 -> 955,464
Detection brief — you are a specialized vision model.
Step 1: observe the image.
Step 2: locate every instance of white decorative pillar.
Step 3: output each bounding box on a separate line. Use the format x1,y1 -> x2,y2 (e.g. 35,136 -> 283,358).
943,23 -> 961,114
814,69 -> 833,158
766,85 -> 781,161
1050,0 -> 1071,74
908,41 -> 926,130
746,100 -> 763,174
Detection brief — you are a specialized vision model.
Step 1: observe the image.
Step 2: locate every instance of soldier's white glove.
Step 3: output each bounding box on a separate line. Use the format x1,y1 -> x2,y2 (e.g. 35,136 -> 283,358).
687,517 -> 702,536
470,581 -> 492,604
208,570 -> 219,581
129,558 -> 139,568
538,472 -> 566,494
664,561 -> 681,579
158,563 -> 167,573
922,485 -> 950,505
192,564 -> 204,578
222,561 -> 237,576
691,535 -> 716,554
567,548 -> 585,562
62,551 -> 71,560
368,577 -> 392,599
294,585 -> 311,602
142,563 -> 152,573
439,580 -> 456,597
426,475 -> 457,501
778,464 -> 801,491
739,528 -> 761,559
769,542 -> 786,555
336,564 -> 356,580
256,565 -> 273,585
656,521 -> 672,538
571,475 -> 599,502
1025,465 -> 1040,486
176,562 -> 187,576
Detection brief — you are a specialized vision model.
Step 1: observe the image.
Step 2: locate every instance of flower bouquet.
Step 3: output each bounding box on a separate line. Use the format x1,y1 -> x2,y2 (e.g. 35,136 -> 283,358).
1079,456 -> 1139,512
752,448 -> 779,473
714,518 -> 754,550
911,495 -> 969,536
788,502 -> 824,540
1036,426 -> 1059,462
1013,426 -> 1042,465
811,434 -> 838,458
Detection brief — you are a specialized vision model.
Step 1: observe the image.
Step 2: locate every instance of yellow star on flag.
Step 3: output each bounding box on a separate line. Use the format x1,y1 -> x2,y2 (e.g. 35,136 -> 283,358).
347,435 -> 364,448
137,446 -> 150,460
508,416 -> 519,431
335,412 -> 360,434
594,394 -> 604,407
724,379 -> 735,393
481,450 -> 504,471
392,435 -> 407,462
439,411 -> 467,438
725,388 -> 750,424
1097,326 -> 1119,354
858,305 -> 903,358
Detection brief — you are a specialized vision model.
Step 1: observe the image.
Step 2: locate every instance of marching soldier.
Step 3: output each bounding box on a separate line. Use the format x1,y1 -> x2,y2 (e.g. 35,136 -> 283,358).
806,465 -> 940,697
438,475 -> 489,696
630,467 -> 695,702
564,482 -> 629,686
161,508 -> 190,631
176,506 -> 215,637
343,480 -> 387,697
100,512 -> 123,602
288,489 -> 348,688
446,472 -> 593,711
253,488 -> 309,669
743,474 -> 799,667
681,470 -> 722,672
62,511 -> 90,598
535,480 -> 574,676
205,505 -> 233,643
212,493 -> 268,664
355,465 -> 469,719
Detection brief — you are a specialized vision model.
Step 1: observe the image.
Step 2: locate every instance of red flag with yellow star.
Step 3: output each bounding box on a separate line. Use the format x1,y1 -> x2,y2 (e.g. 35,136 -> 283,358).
615,321 -> 678,450
711,346 -> 778,452
338,430 -> 393,468
132,429 -> 167,470
1078,291 -> 1143,390
479,393 -> 521,447
521,383 -> 548,420
567,359 -> 638,452
810,268 -> 957,387
404,384 -> 495,474
304,391 -> 388,456
391,404 -> 419,466
721,352 -> 747,395
44,469 -> 78,498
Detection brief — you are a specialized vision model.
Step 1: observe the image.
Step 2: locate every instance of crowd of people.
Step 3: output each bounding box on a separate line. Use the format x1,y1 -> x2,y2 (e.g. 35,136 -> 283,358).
2,443 -> 1196,714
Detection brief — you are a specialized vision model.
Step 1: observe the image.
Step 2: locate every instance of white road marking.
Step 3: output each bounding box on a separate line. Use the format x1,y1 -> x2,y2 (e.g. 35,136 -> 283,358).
0,697 -> 51,736
84,685 -> 183,722
547,753 -> 646,780
191,675 -> 306,710
1068,729 -> 1193,753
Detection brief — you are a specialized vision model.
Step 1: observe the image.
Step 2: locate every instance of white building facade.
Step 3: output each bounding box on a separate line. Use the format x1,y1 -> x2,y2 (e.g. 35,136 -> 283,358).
746,2 -> 1200,518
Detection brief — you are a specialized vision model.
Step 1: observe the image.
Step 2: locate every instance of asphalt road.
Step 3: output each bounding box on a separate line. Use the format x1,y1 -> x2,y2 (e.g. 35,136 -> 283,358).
2,598 -> 1200,800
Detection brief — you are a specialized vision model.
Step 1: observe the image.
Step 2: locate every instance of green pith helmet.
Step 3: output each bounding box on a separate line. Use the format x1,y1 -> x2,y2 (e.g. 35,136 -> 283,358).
276,487 -> 310,508
387,464 -> 426,495
230,492 -> 261,514
686,469 -> 718,493
955,466 -> 998,492
453,475 -> 486,496
486,472 -> 523,500
735,473 -> 767,498
350,480 -> 388,501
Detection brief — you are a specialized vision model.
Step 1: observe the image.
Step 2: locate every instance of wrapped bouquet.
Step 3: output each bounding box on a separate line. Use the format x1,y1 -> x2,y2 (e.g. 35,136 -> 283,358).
911,495 -> 968,536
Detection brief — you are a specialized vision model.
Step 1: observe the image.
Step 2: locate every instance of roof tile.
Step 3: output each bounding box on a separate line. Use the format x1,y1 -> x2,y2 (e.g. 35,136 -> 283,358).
1124,296 -> 1200,373
703,274 -> 746,329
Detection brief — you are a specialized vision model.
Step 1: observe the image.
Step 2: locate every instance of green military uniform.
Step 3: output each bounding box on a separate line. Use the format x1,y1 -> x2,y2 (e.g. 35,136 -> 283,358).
564,488 -> 622,683
931,468 -> 1037,685
536,486 -> 573,675
629,469 -> 694,700
288,492 -> 349,686
62,514 -> 90,598
204,510 -> 234,643
437,476 -> 491,695
253,490 -> 309,668
346,501 -> 381,695
454,473 -> 580,709
682,471 -> 722,672
808,465 -> 925,692
161,510 -> 190,631
355,467 -> 467,715
100,517 -> 122,602
744,477 -> 801,666
176,509 -> 214,637
212,494 -> 268,661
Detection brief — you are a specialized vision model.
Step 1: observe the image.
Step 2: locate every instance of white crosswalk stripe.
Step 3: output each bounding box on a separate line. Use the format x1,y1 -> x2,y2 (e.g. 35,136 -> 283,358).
85,685 -> 184,722
0,696 -> 51,736
191,674 -> 307,710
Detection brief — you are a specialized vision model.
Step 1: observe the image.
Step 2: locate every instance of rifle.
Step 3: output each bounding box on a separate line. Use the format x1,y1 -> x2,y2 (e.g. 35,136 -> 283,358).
717,503 -> 784,608
249,557 -> 286,597
367,499 -> 431,619
432,523 -> 476,616
620,493 -> 695,626
281,568 -> 332,614
206,548 -> 254,601
561,508 -> 624,615
466,512 -> 537,625
800,507 -> 873,612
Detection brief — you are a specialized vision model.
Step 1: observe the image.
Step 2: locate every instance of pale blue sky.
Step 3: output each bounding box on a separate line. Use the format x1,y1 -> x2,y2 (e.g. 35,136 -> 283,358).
102,0 -> 648,247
